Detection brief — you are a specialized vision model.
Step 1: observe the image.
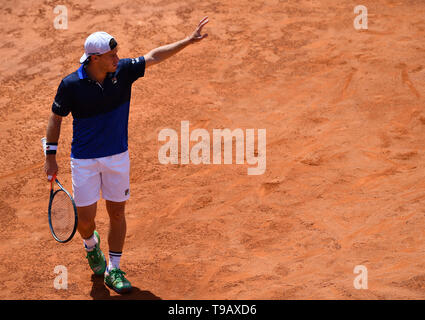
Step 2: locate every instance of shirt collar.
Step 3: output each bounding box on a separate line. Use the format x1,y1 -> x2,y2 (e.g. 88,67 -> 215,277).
78,64 -> 115,81
77,64 -> 88,80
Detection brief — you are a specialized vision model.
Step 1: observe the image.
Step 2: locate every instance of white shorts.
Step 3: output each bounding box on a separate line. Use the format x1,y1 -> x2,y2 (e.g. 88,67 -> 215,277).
70,150 -> 130,207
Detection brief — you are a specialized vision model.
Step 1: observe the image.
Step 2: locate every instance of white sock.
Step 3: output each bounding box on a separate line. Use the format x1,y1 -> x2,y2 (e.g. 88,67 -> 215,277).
83,233 -> 98,252
108,251 -> 122,272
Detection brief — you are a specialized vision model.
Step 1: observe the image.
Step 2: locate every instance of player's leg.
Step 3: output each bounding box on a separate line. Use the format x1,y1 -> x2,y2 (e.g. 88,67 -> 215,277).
76,203 -> 106,275
77,202 -> 97,240
100,150 -> 132,293
71,157 -> 101,242
71,157 -> 106,275
105,199 -> 129,291
105,200 -> 126,253
100,150 -> 130,261
104,200 -> 131,293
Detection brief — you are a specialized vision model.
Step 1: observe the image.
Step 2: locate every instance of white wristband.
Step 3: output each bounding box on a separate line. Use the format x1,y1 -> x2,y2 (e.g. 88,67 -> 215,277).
41,137 -> 58,155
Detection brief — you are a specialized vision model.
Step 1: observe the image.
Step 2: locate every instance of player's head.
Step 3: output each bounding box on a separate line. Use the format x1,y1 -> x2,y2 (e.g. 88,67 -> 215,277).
80,31 -> 119,73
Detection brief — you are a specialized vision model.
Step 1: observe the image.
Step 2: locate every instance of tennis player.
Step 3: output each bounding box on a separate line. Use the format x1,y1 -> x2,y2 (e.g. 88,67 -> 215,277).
44,17 -> 209,293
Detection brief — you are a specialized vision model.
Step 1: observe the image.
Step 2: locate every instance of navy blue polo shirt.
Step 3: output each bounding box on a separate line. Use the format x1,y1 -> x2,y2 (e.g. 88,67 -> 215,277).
52,56 -> 145,159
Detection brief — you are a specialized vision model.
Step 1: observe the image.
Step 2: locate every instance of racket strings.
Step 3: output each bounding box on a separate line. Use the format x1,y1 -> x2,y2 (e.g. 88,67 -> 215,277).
51,191 -> 75,241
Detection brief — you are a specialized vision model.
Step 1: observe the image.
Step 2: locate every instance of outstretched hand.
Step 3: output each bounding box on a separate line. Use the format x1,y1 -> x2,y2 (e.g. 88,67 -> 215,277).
188,16 -> 209,43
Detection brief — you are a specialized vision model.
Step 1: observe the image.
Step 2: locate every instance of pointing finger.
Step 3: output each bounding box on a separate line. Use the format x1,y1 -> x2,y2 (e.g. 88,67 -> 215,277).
198,17 -> 209,28
199,16 -> 208,25
197,19 -> 209,32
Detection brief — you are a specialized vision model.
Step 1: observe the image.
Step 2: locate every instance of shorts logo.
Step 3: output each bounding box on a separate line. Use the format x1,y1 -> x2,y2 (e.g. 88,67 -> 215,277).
125,189 -> 130,196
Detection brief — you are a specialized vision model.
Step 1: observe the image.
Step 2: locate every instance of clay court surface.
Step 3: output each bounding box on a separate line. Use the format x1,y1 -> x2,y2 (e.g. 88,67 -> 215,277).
1,0 -> 425,299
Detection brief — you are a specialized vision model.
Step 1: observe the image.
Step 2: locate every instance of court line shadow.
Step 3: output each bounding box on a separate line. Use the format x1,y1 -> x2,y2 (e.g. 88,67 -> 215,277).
90,274 -> 162,300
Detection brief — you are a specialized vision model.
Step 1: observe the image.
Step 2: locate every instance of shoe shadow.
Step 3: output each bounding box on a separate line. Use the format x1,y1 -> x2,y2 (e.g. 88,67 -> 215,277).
89,275 -> 162,300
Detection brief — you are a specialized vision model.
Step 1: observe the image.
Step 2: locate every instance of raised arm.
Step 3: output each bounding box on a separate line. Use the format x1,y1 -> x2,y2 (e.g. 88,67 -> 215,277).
143,16 -> 209,69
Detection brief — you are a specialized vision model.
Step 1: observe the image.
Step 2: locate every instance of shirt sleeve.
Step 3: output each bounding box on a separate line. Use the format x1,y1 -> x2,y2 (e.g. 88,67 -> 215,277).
120,56 -> 146,83
52,80 -> 72,116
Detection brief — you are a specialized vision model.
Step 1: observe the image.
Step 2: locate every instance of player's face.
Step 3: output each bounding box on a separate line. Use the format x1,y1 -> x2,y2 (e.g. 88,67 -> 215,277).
97,47 -> 119,73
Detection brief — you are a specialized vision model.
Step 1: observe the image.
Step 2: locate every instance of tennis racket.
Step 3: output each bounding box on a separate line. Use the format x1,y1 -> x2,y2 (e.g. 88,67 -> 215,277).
48,174 -> 78,243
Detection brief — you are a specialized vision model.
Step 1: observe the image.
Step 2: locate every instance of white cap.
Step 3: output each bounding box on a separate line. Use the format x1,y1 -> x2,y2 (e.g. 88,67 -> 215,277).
80,31 -> 117,64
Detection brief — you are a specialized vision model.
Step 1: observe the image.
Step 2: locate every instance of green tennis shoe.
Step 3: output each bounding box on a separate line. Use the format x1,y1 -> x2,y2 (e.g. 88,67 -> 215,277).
85,230 -> 106,275
104,268 -> 132,294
